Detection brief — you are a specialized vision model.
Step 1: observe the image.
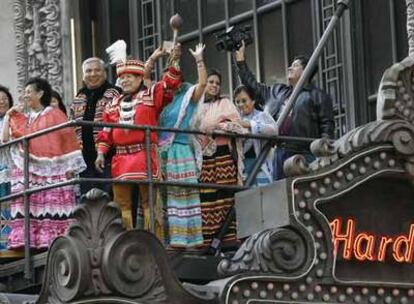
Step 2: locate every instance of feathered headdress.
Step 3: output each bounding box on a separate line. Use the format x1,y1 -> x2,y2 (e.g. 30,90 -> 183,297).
105,40 -> 127,64
105,40 -> 145,76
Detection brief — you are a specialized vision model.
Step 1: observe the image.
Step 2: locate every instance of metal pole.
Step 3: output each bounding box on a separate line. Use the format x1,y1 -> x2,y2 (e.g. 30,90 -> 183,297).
207,0 -> 351,256
244,141 -> 272,186
275,0 -> 351,130
23,139 -> 31,280
145,127 -> 155,234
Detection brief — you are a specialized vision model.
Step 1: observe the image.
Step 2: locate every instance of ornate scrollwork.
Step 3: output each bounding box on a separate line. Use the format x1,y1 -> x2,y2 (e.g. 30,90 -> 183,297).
377,56 -> 414,122
38,189 -> 123,303
13,0 -> 63,95
102,231 -> 163,298
307,120 -> 414,174
283,154 -> 310,177
218,228 -> 308,277
37,189 -> 215,304
47,237 -> 90,302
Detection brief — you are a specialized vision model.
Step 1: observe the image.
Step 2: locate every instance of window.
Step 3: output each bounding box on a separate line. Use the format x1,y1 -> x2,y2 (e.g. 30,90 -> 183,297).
229,0 -> 252,17
180,39 -> 199,84
175,0 -> 199,33
204,33 -> 230,95
287,0 -> 314,62
257,0 -> 278,7
362,0 -> 393,96
259,9 -> 286,84
109,0 -> 130,50
202,0 -> 225,26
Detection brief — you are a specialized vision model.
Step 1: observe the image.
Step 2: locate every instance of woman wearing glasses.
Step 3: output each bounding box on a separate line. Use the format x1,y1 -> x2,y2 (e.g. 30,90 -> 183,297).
234,85 -> 277,186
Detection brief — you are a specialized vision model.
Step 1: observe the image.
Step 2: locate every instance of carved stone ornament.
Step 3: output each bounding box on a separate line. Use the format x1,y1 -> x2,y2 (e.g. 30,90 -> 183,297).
13,0 -> 63,95
218,227 -> 309,277
36,189 -> 218,304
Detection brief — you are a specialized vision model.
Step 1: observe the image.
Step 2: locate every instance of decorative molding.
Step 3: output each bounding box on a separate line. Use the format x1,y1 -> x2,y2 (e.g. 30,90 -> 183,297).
218,227 -> 309,277
13,0 -> 63,95
36,189 -> 218,304
406,0 -> 414,57
377,56 -> 414,121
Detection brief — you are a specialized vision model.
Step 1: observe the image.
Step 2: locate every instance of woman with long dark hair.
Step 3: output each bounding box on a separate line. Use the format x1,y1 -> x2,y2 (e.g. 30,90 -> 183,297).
3,78 -> 85,250
192,69 -> 245,249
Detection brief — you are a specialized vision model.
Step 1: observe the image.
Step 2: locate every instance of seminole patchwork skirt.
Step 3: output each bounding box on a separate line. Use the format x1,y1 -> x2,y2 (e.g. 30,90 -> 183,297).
161,143 -> 203,248
199,145 -> 238,248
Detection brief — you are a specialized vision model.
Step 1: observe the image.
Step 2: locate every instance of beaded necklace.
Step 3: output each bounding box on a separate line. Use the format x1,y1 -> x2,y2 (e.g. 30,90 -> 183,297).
119,96 -> 138,125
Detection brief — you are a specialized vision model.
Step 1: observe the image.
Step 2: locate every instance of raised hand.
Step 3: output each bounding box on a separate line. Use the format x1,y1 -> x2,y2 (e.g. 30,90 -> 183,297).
234,40 -> 246,62
189,43 -> 206,62
5,104 -> 24,118
149,46 -> 168,61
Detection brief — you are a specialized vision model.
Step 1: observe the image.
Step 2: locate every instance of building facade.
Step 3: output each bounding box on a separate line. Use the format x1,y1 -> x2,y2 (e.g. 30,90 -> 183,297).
0,0 -> 408,137
70,0 -> 409,138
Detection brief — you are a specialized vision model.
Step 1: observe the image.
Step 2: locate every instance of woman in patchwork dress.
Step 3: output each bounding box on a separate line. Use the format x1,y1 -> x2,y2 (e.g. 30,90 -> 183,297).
158,43 -> 206,248
3,78 -> 86,250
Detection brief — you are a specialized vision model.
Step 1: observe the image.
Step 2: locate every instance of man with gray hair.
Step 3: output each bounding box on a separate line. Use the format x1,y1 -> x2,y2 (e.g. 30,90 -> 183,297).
70,57 -> 121,194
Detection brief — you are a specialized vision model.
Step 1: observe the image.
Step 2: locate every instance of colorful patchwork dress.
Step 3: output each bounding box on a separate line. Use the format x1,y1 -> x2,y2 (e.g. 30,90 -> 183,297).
159,82 -> 203,248
7,107 -> 86,249
193,96 -> 245,248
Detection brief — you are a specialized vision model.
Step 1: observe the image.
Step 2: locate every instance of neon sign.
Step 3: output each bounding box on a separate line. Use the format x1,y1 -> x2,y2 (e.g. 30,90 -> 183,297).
330,218 -> 414,263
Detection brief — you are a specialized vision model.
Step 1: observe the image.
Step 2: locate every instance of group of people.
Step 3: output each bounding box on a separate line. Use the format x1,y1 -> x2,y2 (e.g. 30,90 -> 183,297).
0,39 -> 334,256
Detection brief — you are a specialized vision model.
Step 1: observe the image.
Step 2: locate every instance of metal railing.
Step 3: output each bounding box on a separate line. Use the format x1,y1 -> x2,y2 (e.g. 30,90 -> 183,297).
0,119 -> 314,280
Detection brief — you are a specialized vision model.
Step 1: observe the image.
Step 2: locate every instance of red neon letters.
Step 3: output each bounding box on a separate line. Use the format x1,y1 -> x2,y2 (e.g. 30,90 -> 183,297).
329,218 -> 414,263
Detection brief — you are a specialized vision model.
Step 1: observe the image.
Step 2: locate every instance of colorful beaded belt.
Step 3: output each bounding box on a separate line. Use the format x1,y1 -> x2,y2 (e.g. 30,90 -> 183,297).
116,143 -> 157,154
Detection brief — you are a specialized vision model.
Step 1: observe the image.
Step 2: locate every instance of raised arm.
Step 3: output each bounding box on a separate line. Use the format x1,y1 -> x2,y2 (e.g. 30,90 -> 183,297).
144,46 -> 168,88
189,43 -> 207,102
235,41 -> 272,106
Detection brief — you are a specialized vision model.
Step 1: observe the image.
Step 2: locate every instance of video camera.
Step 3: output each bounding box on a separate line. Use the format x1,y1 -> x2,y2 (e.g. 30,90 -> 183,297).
215,25 -> 253,52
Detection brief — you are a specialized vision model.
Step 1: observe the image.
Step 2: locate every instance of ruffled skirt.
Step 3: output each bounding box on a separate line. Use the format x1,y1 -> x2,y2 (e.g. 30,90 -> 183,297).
8,167 -> 76,249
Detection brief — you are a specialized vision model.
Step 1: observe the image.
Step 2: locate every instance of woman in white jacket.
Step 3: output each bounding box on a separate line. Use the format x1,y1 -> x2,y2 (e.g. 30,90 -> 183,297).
234,85 -> 277,186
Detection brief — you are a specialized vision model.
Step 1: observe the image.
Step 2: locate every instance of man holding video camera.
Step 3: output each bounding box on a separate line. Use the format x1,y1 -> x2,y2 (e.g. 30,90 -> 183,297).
234,41 -> 334,180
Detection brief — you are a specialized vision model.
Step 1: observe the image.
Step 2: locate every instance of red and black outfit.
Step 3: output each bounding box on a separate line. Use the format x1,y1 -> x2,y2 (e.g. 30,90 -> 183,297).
96,59 -> 181,233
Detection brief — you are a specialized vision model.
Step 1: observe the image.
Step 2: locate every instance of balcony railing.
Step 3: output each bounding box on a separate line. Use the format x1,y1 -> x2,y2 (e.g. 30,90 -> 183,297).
0,119 -> 315,280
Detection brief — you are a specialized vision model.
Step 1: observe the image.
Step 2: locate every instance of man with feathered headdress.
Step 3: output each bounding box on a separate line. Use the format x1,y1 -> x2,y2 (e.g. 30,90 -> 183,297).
95,41 -> 182,234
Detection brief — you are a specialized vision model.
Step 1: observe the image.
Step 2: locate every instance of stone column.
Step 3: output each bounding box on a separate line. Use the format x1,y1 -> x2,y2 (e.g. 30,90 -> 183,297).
0,0 -> 19,98
13,0 -> 72,100
408,0 -> 414,57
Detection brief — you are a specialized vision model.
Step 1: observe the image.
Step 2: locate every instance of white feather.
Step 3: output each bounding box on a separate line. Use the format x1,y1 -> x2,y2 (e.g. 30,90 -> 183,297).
106,40 -> 127,64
